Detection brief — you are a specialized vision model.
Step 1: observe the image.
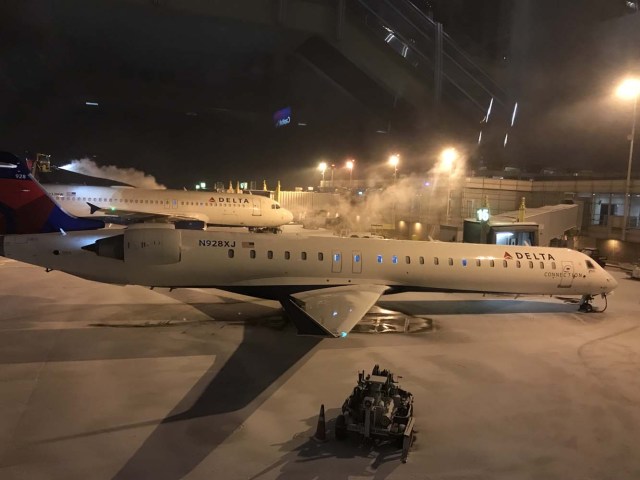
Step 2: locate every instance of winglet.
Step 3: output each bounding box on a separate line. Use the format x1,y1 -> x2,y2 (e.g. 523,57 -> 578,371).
280,285 -> 388,337
0,151 -> 105,234
87,202 -> 101,214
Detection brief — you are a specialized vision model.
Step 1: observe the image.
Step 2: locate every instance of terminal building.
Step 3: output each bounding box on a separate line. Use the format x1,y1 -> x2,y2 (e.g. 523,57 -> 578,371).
276,173 -> 640,263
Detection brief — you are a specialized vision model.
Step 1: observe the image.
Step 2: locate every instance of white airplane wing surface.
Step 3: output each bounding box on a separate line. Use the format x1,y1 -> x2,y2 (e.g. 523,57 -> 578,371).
87,203 -> 207,227
280,284 -> 389,337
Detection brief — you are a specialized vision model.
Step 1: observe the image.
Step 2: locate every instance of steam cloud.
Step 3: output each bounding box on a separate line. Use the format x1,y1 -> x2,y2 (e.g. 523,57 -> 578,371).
60,158 -> 166,189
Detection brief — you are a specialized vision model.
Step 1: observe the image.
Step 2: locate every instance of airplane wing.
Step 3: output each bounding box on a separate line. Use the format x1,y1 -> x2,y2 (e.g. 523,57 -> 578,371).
86,203 -> 207,228
280,284 -> 389,337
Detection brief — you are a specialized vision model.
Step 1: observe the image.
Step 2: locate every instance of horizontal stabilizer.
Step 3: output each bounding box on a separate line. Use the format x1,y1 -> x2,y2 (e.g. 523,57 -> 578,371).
281,284 -> 388,337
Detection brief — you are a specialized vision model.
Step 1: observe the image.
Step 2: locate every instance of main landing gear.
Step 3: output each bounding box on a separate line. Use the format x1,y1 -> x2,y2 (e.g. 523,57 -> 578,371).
579,294 -> 608,313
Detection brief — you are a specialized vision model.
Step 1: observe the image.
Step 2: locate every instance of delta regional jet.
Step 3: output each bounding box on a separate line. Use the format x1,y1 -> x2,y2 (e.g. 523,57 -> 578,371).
39,183 -> 293,232
0,152 -> 618,338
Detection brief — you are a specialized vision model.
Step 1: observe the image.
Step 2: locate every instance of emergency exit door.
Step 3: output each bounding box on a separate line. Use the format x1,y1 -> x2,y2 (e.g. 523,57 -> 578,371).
352,251 -> 362,274
332,251 -> 342,273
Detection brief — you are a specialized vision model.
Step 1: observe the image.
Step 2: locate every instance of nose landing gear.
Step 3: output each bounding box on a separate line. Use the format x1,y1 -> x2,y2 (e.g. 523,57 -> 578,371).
579,294 -> 608,313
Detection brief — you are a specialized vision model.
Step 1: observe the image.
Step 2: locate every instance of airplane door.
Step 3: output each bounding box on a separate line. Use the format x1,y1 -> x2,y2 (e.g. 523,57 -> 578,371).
252,198 -> 262,216
352,251 -> 362,274
559,261 -> 574,288
332,251 -> 342,273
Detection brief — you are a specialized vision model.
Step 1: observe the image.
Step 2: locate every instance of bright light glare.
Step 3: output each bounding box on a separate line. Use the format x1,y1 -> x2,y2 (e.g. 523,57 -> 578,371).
346,159 -> 354,170
616,78 -> 640,99
318,161 -> 327,172
388,154 -> 400,167
440,147 -> 458,170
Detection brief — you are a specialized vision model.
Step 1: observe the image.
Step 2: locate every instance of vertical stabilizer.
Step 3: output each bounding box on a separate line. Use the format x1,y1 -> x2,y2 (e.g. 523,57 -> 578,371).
0,151 -> 104,234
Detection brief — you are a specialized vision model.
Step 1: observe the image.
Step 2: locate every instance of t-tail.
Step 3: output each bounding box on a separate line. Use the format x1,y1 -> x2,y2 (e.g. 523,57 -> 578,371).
0,151 -> 104,234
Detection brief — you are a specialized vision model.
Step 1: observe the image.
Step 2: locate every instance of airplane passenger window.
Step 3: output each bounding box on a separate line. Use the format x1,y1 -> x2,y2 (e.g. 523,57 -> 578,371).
285,251 -> 290,260
318,252 -> 324,261
354,254 -> 361,263
462,259 -> 467,266
334,253 -> 341,262
250,250 -> 256,259
434,257 -> 439,265
228,249 -> 234,258
551,262 -> 557,269
448,258 -> 453,266
377,255 -> 383,263
405,256 -> 410,264
490,260 -> 495,267
539,261 -> 544,269
301,252 -> 307,260
476,259 -> 481,267
392,255 -> 398,264
516,261 -> 521,268
419,256 -> 424,264
503,260 -> 508,267
528,261 -> 533,268
586,260 -> 595,269
268,250 -> 273,259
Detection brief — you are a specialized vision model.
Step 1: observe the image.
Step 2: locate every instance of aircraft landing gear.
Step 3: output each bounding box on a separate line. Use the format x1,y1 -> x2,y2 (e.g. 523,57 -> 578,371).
579,294 -> 594,312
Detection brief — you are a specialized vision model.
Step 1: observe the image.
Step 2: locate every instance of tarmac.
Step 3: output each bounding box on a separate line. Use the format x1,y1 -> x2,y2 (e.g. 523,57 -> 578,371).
1,255 -> 639,480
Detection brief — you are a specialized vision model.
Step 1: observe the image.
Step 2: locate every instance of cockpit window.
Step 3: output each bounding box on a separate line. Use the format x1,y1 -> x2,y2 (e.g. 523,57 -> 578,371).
586,260 -> 596,269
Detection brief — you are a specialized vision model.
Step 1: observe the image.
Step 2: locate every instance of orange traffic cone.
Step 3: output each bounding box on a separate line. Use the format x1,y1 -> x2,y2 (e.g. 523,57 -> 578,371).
313,404 -> 327,442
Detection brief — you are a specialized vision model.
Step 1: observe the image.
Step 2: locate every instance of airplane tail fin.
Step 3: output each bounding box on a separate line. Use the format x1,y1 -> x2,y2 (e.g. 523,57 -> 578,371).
0,151 -> 104,234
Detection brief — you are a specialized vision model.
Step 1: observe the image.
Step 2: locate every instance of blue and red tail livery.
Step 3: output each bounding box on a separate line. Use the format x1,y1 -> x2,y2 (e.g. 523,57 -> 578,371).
0,151 -> 104,234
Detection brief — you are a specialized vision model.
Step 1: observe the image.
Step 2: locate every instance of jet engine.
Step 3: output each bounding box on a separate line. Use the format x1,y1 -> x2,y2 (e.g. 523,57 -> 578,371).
82,224 -> 182,265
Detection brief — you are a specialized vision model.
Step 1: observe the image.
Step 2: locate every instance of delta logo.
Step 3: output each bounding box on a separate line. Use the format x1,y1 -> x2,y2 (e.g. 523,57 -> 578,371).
504,251 -> 556,261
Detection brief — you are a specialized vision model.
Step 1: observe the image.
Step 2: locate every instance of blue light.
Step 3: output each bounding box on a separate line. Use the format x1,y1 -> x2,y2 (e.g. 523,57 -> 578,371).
340,331 -> 348,338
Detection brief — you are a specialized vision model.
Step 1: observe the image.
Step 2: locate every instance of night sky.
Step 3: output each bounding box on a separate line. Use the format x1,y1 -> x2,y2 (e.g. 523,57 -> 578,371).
1,0 -> 637,189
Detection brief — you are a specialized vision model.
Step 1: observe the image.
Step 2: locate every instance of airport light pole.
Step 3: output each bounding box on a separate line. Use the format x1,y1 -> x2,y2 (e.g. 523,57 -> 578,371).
346,159 -> 354,188
388,154 -> 400,183
440,147 -> 458,224
318,161 -> 327,185
616,78 -> 640,241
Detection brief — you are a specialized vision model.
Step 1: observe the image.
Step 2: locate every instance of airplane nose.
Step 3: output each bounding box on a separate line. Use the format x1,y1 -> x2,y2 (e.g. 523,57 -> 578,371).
284,209 -> 294,224
606,272 -> 618,292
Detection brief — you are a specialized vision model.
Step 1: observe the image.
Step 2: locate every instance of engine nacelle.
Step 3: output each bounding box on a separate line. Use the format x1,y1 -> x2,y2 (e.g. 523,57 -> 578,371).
124,225 -> 182,265
83,224 -> 182,265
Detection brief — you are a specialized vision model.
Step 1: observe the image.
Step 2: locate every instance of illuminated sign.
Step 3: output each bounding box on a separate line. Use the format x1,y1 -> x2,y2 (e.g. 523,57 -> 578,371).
476,207 -> 490,222
273,107 -> 292,128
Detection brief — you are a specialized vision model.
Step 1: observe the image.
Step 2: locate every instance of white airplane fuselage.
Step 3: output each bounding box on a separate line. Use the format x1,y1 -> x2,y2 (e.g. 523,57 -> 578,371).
40,184 -> 293,228
1,226 -> 617,298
